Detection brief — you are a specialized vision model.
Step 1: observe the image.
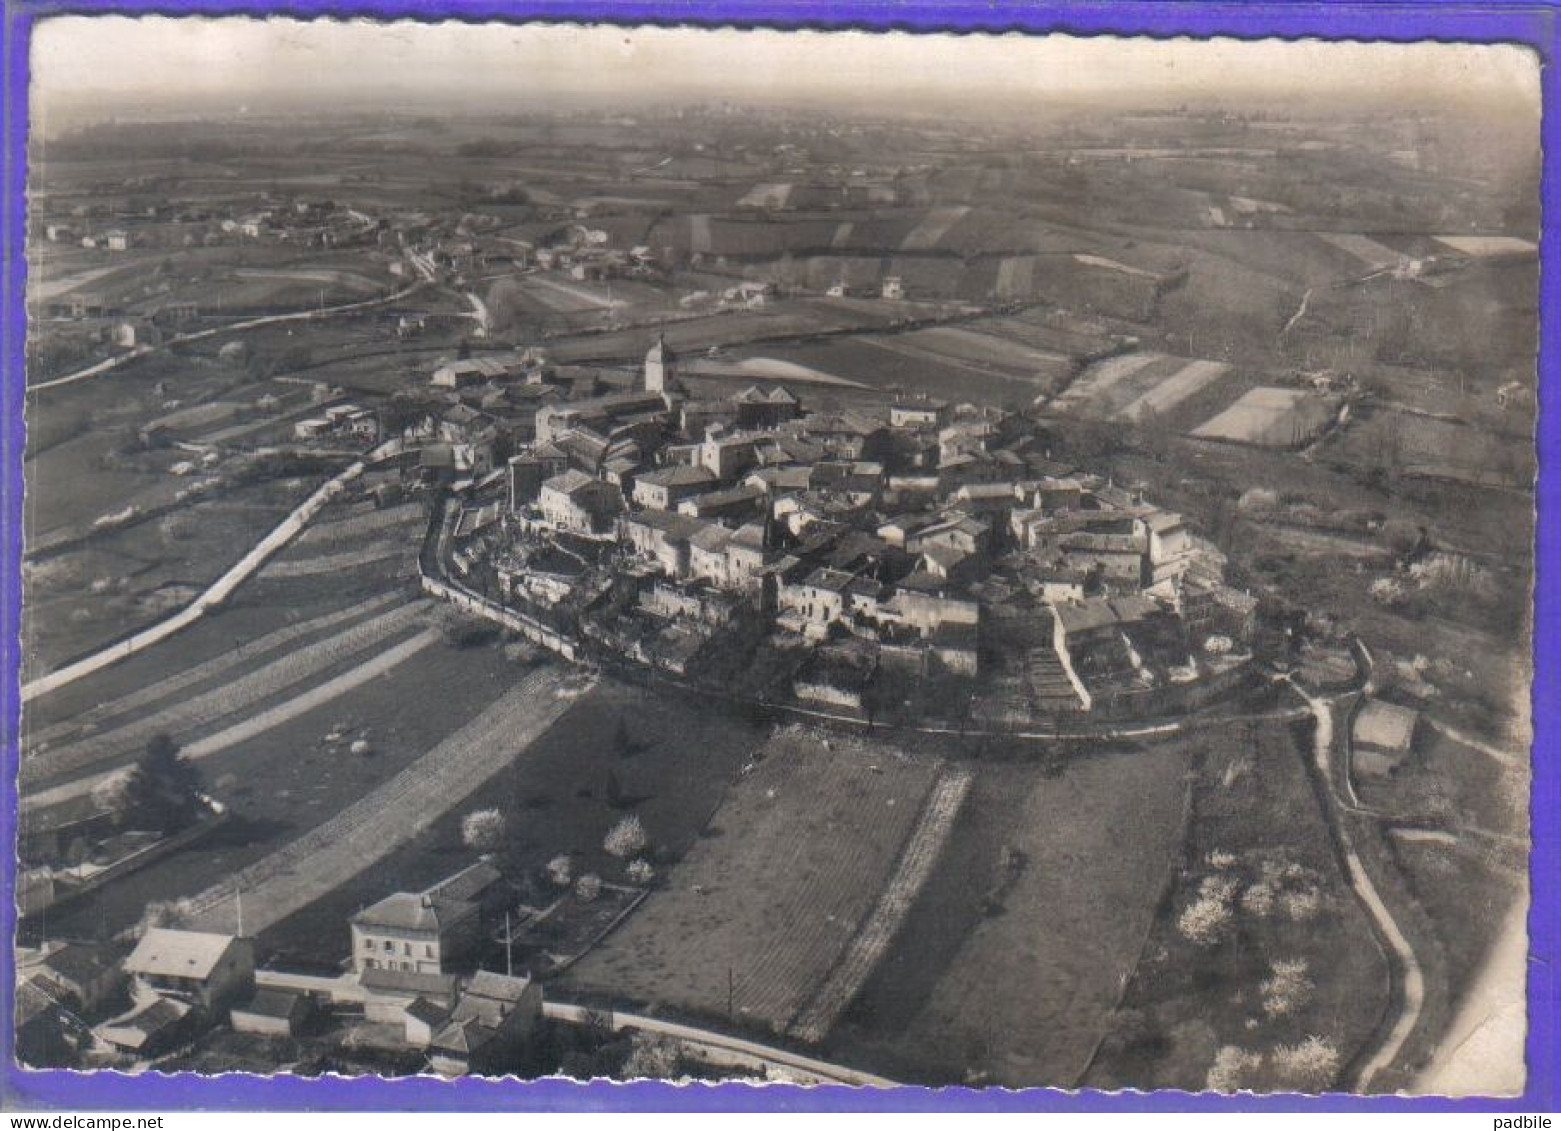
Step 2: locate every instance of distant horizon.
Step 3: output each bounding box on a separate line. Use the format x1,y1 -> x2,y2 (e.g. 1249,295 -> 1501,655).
33,17 -> 1541,116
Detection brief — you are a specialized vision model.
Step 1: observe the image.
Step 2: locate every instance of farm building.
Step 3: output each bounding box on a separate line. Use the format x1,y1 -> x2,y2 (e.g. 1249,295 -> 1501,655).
360,968 -> 460,1026
432,357 -> 522,389
890,397 -> 951,430
403,995 -> 452,1047
94,996 -> 194,1057
19,793 -> 117,865
16,979 -> 78,1067
231,988 -> 314,1037
633,464 -> 716,510
426,971 -> 543,1076
677,483 -> 766,523
1352,700 -> 1420,777
535,391 -> 669,445
620,509 -> 704,578
123,929 -> 255,1015
733,384 -> 802,429
29,942 -> 122,1013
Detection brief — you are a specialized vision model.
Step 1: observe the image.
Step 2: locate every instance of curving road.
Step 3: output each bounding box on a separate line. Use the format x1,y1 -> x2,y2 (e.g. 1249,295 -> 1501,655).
1289,677 -> 1424,1091
30,277 -> 427,393
542,1000 -> 896,1087
20,442 -> 402,703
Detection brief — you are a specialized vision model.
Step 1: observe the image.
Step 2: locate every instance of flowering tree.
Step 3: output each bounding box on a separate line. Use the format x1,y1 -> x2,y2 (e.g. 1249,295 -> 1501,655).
1272,1036 -> 1341,1091
604,815 -> 647,860
1261,958 -> 1314,1018
462,808 -> 505,852
620,1032 -> 681,1080
1206,1045 -> 1261,1092
1177,876 -> 1237,946
547,854 -> 573,887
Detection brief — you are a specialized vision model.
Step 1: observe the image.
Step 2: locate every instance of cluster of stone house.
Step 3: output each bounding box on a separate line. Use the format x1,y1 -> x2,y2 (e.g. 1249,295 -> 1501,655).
442,332 -> 1258,719
36,860 -> 544,1075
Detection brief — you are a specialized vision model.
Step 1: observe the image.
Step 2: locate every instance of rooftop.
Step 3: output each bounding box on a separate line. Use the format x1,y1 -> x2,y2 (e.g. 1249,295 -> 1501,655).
125,929 -> 243,982
360,968 -> 460,998
404,996 -> 452,1028
234,988 -> 309,1020
637,464 -> 715,488
542,469 -> 600,497
691,525 -> 734,553
1354,700 -> 1419,753
802,567 -> 857,593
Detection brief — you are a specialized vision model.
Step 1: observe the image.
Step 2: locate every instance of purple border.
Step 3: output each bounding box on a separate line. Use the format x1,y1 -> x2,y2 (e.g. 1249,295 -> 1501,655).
2,0 -> 1556,1111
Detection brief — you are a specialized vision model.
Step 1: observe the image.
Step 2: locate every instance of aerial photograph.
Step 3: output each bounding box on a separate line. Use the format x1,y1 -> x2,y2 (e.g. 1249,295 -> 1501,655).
13,18 -> 1538,1095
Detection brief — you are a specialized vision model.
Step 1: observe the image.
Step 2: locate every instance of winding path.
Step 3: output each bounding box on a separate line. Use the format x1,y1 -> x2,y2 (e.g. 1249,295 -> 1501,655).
30,277 -> 426,393
1290,678 -> 1425,1091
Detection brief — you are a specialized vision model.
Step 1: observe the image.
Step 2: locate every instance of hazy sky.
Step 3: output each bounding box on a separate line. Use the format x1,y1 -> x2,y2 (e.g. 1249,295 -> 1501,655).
32,16 -> 1540,107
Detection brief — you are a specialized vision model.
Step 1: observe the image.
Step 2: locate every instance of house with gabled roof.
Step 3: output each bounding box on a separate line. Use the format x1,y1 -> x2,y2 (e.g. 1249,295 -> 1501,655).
539,470 -> 623,537
633,463 -> 716,510
427,971 -> 544,1075
123,929 -> 254,1015
351,861 -> 510,976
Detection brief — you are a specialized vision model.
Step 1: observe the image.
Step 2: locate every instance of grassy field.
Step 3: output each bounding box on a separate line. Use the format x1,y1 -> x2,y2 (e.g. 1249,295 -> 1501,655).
1357,726 -> 1527,843
23,589 -> 405,754
26,635 -> 528,944
22,599 -> 434,793
263,678 -> 767,963
1318,405 -> 1533,490
181,663 -> 588,937
825,742 -> 1190,1087
882,325 -> 1077,390
773,337 -> 1036,407
561,727 -> 941,1035
1190,386 -> 1336,447
1384,831 -> 1526,1027
1083,719 -> 1390,1093
23,476 -> 320,675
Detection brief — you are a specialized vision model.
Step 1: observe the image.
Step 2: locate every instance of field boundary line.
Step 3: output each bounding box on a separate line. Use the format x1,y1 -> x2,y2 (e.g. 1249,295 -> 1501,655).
22,600 -> 430,792
21,445 -> 392,703
180,667 -> 592,935
262,544 -> 412,578
23,589 -> 404,750
19,622 -> 435,812
787,765 -> 974,1043
179,628 -> 440,760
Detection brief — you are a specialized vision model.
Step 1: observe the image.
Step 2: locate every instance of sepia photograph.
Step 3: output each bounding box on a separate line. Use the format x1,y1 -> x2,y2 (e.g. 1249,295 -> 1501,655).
10,12 -> 1543,1102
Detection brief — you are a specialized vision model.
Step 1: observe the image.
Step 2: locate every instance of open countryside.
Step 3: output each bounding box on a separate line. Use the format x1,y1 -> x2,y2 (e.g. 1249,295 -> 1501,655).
16,20 -> 1535,1096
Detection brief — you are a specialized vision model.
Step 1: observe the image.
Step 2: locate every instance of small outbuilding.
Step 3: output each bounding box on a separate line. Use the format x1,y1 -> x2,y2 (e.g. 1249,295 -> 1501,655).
1352,699 -> 1420,777
231,988 -> 314,1037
